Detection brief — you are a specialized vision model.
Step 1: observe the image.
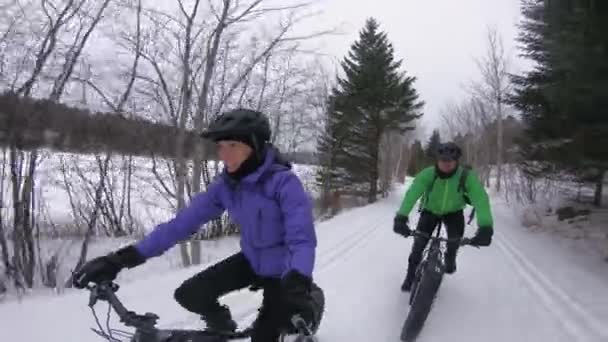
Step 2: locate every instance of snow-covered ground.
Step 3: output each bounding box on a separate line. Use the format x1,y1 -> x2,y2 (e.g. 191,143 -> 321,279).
26,151 -> 319,228
1,183 -> 607,341
0,151 -> 320,300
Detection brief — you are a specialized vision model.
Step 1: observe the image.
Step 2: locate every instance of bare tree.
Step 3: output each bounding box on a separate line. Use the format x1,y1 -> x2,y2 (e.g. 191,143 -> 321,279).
125,0 -> 333,265
62,0 -> 142,285
47,153 -> 110,289
269,51 -> 327,152
440,95 -> 494,183
3,0 -> 111,288
0,147 -> 12,283
193,0 -> 269,263
109,0 -> 214,266
0,1 -> 28,88
378,130 -> 403,197
0,0 -> 334,297
472,27 -> 511,192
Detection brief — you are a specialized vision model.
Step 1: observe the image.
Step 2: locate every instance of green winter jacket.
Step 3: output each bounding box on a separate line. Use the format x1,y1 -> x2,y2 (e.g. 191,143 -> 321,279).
397,166 -> 493,229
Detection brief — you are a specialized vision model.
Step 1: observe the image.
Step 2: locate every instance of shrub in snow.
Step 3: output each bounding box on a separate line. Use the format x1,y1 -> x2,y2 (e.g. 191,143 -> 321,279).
556,206 -> 591,221
522,207 -> 543,228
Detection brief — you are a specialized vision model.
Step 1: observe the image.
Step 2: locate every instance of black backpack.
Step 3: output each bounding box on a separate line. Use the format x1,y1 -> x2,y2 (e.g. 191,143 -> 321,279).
420,166 -> 476,224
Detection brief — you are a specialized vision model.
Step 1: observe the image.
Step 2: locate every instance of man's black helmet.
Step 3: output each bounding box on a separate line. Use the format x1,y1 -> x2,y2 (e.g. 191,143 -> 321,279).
201,108 -> 271,145
436,142 -> 462,161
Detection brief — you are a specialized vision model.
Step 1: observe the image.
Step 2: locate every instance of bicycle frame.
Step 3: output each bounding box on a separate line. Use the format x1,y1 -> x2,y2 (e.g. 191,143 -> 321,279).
401,223 -> 475,341
85,282 -> 316,342
408,224 -> 465,304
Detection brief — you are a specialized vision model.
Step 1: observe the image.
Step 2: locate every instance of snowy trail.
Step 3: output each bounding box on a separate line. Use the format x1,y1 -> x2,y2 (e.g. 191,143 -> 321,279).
2,185 -> 606,341
312,188 -> 597,342
491,199 -> 608,341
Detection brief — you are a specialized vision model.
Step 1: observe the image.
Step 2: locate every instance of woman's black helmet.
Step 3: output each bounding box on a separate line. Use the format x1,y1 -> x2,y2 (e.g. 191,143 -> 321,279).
436,142 -> 462,161
201,108 -> 271,148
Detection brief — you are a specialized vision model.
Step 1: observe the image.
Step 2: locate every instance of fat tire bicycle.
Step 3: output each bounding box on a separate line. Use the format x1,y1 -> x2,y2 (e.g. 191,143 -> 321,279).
84,281 -> 323,342
400,224 -> 478,342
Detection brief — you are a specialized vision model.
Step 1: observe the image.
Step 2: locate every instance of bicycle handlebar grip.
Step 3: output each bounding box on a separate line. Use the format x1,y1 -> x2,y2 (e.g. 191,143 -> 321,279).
291,315 -> 313,336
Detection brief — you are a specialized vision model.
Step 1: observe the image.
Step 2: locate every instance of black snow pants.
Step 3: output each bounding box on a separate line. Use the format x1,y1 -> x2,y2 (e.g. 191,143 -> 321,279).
173,252 -> 284,342
408,210 -> 465,269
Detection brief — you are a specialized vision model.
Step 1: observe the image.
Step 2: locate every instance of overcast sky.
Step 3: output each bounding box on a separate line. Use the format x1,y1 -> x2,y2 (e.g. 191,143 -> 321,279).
301,0 -> 525,138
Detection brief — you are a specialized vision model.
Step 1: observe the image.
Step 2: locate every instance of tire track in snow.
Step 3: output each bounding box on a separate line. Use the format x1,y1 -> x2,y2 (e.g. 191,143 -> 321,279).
233,221 -> 385,326
496,231 -> 608,341
315,223 -> 383,273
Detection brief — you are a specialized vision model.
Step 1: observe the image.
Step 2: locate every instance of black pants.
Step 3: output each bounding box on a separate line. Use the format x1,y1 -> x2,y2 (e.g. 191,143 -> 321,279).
173,252 -> 283,341
408,210 -> 465,267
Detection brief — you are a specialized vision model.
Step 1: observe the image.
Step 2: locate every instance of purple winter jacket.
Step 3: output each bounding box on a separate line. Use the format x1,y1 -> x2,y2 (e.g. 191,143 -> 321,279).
134,148 -> 316,278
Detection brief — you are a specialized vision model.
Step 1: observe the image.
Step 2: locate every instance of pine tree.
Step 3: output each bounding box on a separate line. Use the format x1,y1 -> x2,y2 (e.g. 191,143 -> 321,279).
426,129 -> 441,159
407,140 -> 426,176
511,0 -> 608,206
315,97 -> 350,213
322,18 -> 423,203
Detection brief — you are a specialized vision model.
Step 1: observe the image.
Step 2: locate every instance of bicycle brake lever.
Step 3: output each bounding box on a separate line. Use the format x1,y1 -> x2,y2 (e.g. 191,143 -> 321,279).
462,238 -> 480,249
460,238 -> 475,247
291,315 -> 313,336
88,285 -> 99,307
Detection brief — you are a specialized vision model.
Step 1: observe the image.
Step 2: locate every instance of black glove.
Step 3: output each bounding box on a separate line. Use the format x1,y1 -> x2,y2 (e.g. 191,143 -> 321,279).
469,227 -> 493,246
280,270 -> 314,328
393,214 -> 411,237
72,245 -> 145,288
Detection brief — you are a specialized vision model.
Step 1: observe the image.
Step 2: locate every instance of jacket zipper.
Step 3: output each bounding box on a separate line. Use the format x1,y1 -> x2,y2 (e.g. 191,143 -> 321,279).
236,183 -> 257,270
441,179 -> 449,214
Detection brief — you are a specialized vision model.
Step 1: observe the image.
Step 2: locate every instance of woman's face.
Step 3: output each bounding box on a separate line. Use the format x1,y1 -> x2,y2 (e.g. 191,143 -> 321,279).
217,140 -> 253,172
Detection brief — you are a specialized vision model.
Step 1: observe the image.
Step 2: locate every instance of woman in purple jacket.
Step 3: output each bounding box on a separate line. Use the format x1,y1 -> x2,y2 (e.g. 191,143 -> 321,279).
73,109 -> 323,341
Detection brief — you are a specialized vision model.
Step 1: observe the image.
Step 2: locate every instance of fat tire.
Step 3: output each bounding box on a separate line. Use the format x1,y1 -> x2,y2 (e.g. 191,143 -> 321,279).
400,263 -> 443,341
408,261 -> 425,305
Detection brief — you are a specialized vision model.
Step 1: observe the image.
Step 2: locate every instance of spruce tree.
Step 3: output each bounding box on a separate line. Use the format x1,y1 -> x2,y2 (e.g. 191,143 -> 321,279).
407,140 -> 426,176
511,0 -> 608,205
315,97 -> 350,212
426,129 -> 441,159
319,18 -> 423,203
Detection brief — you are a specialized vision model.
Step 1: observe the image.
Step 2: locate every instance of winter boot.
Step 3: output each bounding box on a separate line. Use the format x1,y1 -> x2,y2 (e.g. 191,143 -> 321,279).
444,250 -> 457,274
201,304 -> 237,333
401,264 -> 417,292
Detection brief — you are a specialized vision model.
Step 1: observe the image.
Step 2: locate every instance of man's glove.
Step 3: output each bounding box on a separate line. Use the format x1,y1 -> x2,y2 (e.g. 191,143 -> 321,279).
393,214 -> 411,237
280,270 -> 314,328
469,227 -> 493,246
72,245 -> 146,288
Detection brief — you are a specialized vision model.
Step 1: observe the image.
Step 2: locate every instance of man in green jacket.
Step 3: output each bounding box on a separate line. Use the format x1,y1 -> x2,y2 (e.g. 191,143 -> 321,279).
393,142 -> 494,292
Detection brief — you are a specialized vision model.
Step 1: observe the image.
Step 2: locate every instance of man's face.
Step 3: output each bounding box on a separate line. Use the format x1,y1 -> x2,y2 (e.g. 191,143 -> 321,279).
217,140 -> 253,172
437,159 -> 457,173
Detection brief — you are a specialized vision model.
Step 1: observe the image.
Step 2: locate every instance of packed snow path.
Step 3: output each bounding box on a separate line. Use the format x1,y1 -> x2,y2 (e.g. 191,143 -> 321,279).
311,187 -> 607,342
2,185 -> 607,341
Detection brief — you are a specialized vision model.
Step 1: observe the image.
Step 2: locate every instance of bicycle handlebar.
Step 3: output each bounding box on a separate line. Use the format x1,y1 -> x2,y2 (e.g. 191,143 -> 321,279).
410,230 -> 476,247
86,282 -> 159,329
85,282 -> 315,338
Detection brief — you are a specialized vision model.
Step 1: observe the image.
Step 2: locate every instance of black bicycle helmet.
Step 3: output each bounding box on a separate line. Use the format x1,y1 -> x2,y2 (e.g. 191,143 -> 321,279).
436,142 -> 462,161
201,108 -> 271,146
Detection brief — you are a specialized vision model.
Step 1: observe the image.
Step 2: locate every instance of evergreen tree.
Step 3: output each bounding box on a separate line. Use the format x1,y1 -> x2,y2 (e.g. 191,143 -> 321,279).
315,97 -> 350,211
511,0 -> 608,206
426,129 -> 441,159
407,140 -> 426,176
320,18 -> 423,203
